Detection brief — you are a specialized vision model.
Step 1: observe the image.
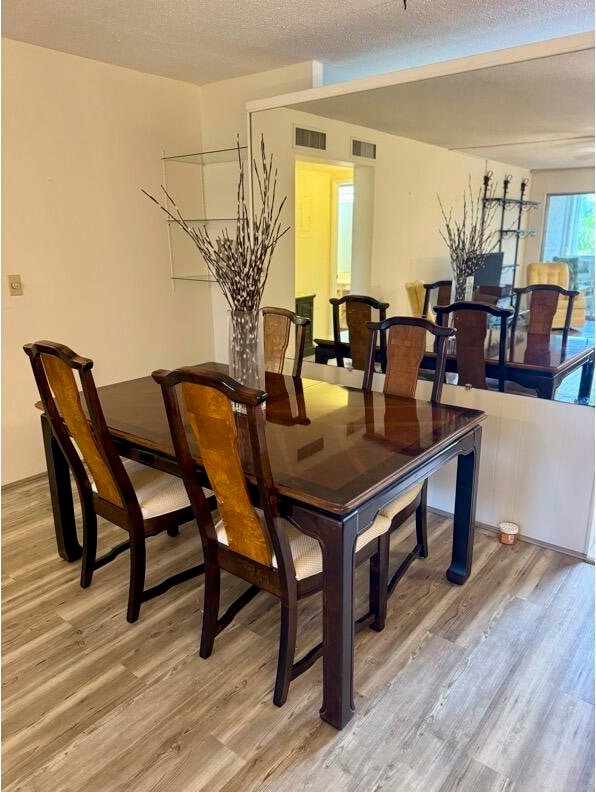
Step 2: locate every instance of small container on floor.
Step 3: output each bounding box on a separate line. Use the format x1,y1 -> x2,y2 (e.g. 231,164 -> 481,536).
499,521 -> 519,545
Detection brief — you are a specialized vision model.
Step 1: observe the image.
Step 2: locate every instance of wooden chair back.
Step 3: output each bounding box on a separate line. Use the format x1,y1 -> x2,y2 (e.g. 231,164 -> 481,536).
153,367 -> 279,568
434,302 -> 513,391
512,284 -> 578,350
363,317 -> 454,403
23,340 -> 137,513
422,280 -> 452,319
330,294 -> 389,370
262,306 -> 310,377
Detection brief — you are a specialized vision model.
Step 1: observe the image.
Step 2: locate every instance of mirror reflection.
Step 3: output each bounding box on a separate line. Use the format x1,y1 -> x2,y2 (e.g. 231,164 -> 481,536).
249,48 -> 595,405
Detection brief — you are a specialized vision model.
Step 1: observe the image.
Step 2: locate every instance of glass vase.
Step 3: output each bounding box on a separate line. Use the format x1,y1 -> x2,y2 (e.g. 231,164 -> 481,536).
452,273 -> 474,302
227,309 -> 263,390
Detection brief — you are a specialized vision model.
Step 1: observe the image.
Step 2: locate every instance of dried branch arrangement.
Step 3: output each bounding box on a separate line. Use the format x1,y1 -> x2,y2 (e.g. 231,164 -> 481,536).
437,178 -> 499,282
143,136 -> 289,312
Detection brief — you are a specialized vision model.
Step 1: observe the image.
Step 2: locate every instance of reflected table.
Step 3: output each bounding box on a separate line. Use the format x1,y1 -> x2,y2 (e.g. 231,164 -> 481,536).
39,366 -> 485,730
315,327 -> 595,401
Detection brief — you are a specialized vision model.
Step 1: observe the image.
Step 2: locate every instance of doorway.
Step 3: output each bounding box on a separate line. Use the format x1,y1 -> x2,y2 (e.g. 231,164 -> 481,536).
295,160 -> 354,339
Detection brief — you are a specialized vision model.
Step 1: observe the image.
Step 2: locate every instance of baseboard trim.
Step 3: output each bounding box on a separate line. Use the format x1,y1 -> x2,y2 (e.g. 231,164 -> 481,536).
1,471 -> 47,493
428,506 -> 592,563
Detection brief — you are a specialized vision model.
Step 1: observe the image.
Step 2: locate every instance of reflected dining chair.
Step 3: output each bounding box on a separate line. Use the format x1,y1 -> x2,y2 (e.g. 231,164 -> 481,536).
262,306 -> 310,377
24,340 -> 213,623
153,366 -> 393,706
362,317 -> 454,594
422,280 -> 452,320
434,301 -> 513,392
511,284 -> 579,351
330,294 -> 389,370
264,371 -> 310,426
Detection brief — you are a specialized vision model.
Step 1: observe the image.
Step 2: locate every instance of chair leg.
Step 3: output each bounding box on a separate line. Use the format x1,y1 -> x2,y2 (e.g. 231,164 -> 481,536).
200,562 -> 220,659
273,598 -> 297,707
126,531 -> 146,623
369,533 -> 389,632
416,482 -> 429,558
80,496 -> 97,589
167,525 -> 180,537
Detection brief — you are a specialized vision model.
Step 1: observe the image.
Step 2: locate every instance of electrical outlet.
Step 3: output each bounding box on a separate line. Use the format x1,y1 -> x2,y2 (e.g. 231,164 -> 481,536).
8,274 -> 23,296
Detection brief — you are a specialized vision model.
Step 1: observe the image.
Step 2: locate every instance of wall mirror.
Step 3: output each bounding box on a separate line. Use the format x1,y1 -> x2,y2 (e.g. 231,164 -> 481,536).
248,41 -> 595,406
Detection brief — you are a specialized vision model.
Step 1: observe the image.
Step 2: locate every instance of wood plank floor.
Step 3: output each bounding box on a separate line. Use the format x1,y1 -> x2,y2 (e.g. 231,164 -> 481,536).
2,475 -> 594,792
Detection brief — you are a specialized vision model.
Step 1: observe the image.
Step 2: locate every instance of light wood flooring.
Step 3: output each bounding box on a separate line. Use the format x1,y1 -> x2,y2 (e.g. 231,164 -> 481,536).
2,475 -> 594,792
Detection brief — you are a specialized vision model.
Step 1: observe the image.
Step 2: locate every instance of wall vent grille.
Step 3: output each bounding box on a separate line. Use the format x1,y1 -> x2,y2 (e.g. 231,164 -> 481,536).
295,127 -> 327,150
352,139 -> 377,159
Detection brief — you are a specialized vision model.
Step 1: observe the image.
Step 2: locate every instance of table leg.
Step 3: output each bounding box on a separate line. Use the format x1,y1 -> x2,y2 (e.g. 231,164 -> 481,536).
288,505 -> 358,729
319,511 -> 358,729
446,426 -> 482,585
41,413 -> 82,562
534,380 -> 556,399
578,356 -> 595,403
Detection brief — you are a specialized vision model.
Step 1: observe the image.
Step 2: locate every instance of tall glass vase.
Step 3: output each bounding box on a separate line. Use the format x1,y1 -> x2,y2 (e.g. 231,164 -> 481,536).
452,272 -> 475,302
227,309 -> 263,390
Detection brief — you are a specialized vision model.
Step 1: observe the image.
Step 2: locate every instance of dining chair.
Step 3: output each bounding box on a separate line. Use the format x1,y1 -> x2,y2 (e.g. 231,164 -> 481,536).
329,294 -> 390,370
527,262 -> 585,328
262,306 -> 310,377
153,365 -> 393,706
24,340 -> 214,623
422,280 -> 452,319
511,284 -> 579,350
362,317 -> 455,594
434,301 -> 513,392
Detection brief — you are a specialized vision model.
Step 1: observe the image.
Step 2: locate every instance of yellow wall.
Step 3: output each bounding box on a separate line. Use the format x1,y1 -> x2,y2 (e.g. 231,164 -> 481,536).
295,161 -> 353,337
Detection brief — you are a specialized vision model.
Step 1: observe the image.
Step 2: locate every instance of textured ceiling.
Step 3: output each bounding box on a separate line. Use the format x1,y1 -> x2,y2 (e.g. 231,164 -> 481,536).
2,0 -> 594,85
290,49 -> 595,170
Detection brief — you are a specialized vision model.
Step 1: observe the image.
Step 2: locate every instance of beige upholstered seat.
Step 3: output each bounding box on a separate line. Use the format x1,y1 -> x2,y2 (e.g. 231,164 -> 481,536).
377,483 -> 424,521
526,262 -> 586,328
216,509 -> 391,580
89,458 -> 199,521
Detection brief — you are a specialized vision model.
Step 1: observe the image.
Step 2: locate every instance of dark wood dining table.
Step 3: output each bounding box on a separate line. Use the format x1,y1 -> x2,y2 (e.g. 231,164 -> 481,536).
39,366 -> 485,730
315,325 -> 595,401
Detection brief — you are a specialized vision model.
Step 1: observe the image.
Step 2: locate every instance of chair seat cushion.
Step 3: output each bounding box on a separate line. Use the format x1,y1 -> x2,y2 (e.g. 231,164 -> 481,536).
378,483 -> 423,521
216,508 -> 392,581
91,459 -> 199,520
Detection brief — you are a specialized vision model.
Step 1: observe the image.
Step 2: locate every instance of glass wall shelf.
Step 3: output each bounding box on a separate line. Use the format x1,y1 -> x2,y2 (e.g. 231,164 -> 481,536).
162,146 -> 247,165
162,143 -> 243,282
166,217 -> 237,224
171,274 -> 217,283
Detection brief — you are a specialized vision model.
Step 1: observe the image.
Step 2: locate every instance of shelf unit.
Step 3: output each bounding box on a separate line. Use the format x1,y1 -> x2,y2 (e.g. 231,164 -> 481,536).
161,146 -> 247,283
482,172 -> 540,303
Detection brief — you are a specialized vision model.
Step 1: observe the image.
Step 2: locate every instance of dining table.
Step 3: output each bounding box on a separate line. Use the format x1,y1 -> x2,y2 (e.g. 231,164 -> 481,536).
38,365 -> 485,730
315,324 -> 595,402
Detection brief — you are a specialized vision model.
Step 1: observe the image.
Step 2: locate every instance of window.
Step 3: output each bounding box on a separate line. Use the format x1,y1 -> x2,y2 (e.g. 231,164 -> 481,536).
541,192 -> 595,319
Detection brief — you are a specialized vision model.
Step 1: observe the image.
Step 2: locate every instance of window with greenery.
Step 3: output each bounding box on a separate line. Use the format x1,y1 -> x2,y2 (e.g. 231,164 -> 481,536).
542,192 -> 595,319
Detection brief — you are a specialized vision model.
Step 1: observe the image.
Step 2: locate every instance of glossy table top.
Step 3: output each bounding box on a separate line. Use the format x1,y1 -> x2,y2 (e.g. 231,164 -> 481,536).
484,326 -> 594,370
97,368 -> 485,514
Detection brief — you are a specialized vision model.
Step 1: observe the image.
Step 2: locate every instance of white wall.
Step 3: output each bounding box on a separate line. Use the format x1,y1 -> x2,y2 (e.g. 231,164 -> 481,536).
523,167 -> 595,269
2,39 -> 213,484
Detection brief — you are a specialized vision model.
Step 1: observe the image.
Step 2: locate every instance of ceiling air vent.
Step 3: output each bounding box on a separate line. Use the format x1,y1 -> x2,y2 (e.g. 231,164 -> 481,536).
295,126 -> 327,150
352,139 -> 377,159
